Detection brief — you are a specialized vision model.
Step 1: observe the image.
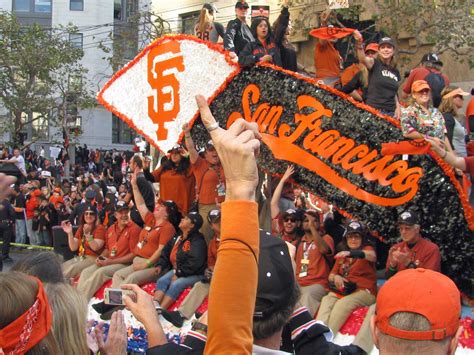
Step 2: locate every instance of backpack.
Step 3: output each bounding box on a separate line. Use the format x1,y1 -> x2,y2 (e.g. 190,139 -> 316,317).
424,70 -> 445,108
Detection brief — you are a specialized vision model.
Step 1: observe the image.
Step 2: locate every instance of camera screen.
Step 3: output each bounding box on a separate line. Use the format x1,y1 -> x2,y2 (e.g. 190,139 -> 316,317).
108,290 -> 123,305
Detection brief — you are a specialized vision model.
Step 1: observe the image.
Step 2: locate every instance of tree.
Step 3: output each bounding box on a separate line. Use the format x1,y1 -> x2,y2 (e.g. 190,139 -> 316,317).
0,12 -> 96,147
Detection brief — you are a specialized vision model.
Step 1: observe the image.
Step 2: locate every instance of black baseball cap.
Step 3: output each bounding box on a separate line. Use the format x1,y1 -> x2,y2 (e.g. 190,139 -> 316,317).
235,1 -> 249,9
421,53 -> 443,66
205,140 -> 215,150
207,209 -> 221,224
115,200 -> 129,212
83,204 -> 98,215
282,208 -> 303,221
161,200 -> 179,214
187,212 -> 203,231
255,230 -> 295,319
85,189 -> 96,200
344,220 -> 365,236
398,210 -> 418,226
378,37 -> 396,48
168,144 -> 182,153
203,3 -> 218,13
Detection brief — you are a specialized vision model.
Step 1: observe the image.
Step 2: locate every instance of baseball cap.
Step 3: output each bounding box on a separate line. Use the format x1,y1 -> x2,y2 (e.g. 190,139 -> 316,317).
282,208 -> 303,221
168,144 -> 181,153
375,268 -> 460,340
365,43 -> 379,53
235,1 -> 249,9
411,80 -> 431,93
203,3 -> 218,13
378,37 -> 396,48
83,204 -> 98,215
115,200 -> 129,212
187,211 -> 203,230
255,231 -> 295,319
85,189 -> 96,200
398,210 -> 418,225
161,200 -> 179,214
442,87 -> 469,100
205,140 -> 215,150
207,209 -> 221,224
345,220 -> 365,236
421,53 -> 443,66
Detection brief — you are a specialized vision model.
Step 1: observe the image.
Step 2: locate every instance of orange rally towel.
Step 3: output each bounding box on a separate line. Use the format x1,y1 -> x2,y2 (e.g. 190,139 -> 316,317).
309,27 -> 356,40
381,141 -> 431,156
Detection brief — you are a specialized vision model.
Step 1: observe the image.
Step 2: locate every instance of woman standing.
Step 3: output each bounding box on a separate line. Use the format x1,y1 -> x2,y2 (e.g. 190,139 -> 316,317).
400,80 -> 451,152
239,17 -> 282,67
145,145 -> 195,215
354,32 -> 401,117
61,205 -> 106,279
153,212 -> 207,310
439,86 -> 470,156
194,3 -> 224,43
316,221 -> 376,335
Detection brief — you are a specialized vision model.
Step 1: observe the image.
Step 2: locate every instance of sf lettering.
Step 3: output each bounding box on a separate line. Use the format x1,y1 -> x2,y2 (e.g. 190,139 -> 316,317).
147,41 -> 185,140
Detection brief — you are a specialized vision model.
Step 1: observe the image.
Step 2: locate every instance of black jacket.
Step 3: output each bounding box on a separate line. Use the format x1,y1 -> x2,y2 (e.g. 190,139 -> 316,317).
273,6 -> 297,71
157,231 -> 207,278
238,38 -> 282,67
224,18 -> 254,55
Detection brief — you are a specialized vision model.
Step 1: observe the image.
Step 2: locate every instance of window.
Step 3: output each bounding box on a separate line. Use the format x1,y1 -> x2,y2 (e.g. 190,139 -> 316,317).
112,114 -> 134,144
70,0 -> 83,11
180,11 -> 200,35
35,0 -> 51,13
69,33 -> 83,49
13,0 -> 30,11
114,0 -> 123,20
21,112 -> 49,141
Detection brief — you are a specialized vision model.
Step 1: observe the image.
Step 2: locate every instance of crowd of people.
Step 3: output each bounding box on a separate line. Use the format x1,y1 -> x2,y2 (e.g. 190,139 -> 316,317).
0,1 -> 471,354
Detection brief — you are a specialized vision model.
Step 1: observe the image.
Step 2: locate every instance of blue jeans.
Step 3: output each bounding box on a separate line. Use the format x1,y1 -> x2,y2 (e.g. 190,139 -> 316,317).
155,270 -> 204,300
15,219 -> 27,244
38,230 -> 51,246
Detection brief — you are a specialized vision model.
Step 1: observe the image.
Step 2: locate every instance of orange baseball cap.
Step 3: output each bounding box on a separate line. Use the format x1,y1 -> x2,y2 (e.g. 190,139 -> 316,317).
365,43 -> 379,53
411,80 -> 431,93
375,269 -> 461,341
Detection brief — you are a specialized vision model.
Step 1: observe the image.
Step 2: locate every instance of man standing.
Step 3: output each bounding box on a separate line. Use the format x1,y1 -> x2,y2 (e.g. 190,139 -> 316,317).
371,269 -> 461,355
295,210 -> 334,316
224,1 -> 254,56
183,124 -> 225,243
0,192 -> 15,262
12,185 -> 27,245
386,210 -> 441,278
76,201 -> 141,300
0,147 -> 27,182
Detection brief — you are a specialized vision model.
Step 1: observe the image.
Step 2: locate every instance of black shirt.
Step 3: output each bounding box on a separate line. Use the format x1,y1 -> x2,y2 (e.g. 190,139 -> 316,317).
14,193 -> 26,220
224,18 -> 254,55
366,58 -> 400,113
130,173 -> 155,227
0,199 -> 15,222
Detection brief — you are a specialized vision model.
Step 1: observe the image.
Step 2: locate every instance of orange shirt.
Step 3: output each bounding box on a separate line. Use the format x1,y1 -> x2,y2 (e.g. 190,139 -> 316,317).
294,234 -> 334,287
191,156 -> 225,205
314,41 -> 341,80
386,238 -> 441,272
207,236 -> 220,268
205,201 -> 259,355
49,195 -> 64,209
133,212 -> 176,258
331,246 -> 377,295
75,224 -> 106,256
152,166 -> 195,214
169,238 -> 180,269
340,63 -> 361,87
105,221 -> 141,259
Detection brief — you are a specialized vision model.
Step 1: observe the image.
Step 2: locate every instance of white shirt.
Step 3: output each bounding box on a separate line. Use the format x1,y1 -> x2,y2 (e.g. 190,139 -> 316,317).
253,345 -> 291,354
14,155 -> 27,175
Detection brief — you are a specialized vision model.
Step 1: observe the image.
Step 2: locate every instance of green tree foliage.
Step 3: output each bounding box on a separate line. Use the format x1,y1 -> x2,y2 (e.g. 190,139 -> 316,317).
0,12 -> 96,146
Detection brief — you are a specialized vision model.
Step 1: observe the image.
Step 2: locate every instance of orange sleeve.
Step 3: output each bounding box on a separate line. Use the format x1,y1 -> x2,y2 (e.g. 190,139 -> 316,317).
205,201 -> 259,355
151,166 -> 163,182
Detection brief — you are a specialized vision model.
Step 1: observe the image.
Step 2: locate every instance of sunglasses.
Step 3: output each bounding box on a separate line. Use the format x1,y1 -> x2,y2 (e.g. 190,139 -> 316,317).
284,218 -> 296,223
417,89 -> 431,95
84,211 -> 96,216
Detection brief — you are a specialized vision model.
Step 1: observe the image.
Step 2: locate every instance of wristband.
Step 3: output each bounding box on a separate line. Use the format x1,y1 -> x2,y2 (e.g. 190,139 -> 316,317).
146,259 -> 153,268
349,250 -> 365,259
388,265 -> 397,272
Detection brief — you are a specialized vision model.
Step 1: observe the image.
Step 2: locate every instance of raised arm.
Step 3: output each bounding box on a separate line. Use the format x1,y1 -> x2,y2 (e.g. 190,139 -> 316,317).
353,31 -> 374,70
183,123 -> 199,164
130,169 -> 151,221
270,165 -> 294,219
196,95 -> 261,355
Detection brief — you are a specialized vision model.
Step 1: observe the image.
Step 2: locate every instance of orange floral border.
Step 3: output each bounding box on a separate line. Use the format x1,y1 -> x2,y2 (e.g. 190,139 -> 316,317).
97,35 -> 474,231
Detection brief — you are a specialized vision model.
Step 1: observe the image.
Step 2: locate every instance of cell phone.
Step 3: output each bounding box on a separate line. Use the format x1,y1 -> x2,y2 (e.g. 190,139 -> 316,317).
104,288 -> 136,306
98,255 -> 106,261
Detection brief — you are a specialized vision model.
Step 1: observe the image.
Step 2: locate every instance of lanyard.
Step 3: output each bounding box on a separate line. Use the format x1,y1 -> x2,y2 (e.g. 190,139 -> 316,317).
303,241 -> 313,259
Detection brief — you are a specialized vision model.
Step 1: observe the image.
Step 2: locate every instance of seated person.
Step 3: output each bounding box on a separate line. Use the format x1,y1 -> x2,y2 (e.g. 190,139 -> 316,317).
316,221 -> 377,335
61,206 -> 106,280
76,201 -> 141,300
294,210 -> 334,317
161,208 -> 221,327
153,212 -> 208,310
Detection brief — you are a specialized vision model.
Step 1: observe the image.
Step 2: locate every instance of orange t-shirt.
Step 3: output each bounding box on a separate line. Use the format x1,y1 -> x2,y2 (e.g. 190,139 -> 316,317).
294,234 -> 334,287
49,195 -> 64,209
330,246 -> 377,295
207,236 -> 220,268
152,166 -> 195,214
340,63 -> 361,87
314,41 -> 341,80
191,156 -> 225,205
133,212 -> 176,258
75,224 -> 106,256
105,222 -> 141,259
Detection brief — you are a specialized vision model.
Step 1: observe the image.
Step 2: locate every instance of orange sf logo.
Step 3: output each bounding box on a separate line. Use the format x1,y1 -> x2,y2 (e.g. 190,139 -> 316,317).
182,240 -> 191,252
147,41 -> 185,140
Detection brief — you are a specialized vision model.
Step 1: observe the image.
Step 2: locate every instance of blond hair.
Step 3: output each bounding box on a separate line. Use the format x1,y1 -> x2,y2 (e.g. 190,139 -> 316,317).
45,283 -> 89,355
438,86 -> 459,117
196,8 -> 213,37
